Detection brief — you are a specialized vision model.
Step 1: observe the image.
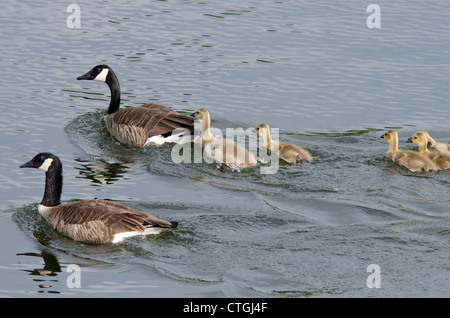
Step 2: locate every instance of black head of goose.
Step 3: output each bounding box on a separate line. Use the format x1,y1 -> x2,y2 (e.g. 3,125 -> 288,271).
20,152 -> 178,244
77,64 -> 194,147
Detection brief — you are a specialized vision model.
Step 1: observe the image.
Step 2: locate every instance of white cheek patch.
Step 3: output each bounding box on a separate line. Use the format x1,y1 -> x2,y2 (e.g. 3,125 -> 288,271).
38,158 -> 53,172
94,68 -> 109,82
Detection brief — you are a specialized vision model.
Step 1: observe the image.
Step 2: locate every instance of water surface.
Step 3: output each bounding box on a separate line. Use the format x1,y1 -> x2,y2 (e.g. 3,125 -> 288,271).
0,0 -> 449,297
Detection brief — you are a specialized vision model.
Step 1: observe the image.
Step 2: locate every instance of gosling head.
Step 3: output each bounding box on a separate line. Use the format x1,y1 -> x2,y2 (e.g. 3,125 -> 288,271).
193,108 -> 209,121
77,64 -> 112,83
255,124 -> 270,135
407,131 -> 427,147
416,130 -> 435,145
255,123 -> 270,137
20,152 -> 60,173
381,130 -> 397,141
194,108 -> 212,125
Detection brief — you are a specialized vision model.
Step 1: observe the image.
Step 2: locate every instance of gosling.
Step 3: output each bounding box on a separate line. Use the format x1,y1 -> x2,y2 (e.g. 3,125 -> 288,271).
407,131 -> 450,170
380,130 -> 438,172
255,123 -> 312,164
417,131 -> 450,154
193,108 -> 257,170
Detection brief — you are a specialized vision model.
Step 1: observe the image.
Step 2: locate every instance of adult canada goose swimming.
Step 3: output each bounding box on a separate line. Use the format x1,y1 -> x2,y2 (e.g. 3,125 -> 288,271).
77,64 -> 194,147
407,131 -> 450,170
20,152 -> 178,244
255,123 -> 312,164
380,130 -> 438,172
418,131 -> 450,154
193,108 -> 257,169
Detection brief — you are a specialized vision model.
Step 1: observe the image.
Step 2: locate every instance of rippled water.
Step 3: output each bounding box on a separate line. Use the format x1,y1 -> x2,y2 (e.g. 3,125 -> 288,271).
0,0 -> 449,297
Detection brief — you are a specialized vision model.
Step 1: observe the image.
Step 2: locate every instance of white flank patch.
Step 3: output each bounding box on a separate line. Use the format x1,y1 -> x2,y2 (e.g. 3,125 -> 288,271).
94,68 -> 109,82
168,131 -> 193,144
112,227 -> 163,243
144,135 -> 166,146
144,130 -> 192,147
38,158 -> 53,172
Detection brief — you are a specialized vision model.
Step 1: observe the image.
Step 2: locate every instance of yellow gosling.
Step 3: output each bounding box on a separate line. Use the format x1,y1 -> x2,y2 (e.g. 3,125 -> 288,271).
407,131 -> 450,170
380,130 -> 438,172
194,108 -> 257,170
418,131 -> 450,154
255,123 -> 312,164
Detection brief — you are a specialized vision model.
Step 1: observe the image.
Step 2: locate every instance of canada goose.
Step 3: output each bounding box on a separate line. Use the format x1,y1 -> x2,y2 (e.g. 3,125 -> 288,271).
193,108 -> 257,169
77,64 -> 194,147
20,152 -> 178,244
418,131 -> 450,154
380,130 -> 438,172
255,123 -> 312,164
407,131 -> 450,170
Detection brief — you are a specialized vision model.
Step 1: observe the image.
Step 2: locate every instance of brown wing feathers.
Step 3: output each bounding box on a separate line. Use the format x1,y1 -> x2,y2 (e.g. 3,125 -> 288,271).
108,103 -> 194,145
46,199 -> 177,244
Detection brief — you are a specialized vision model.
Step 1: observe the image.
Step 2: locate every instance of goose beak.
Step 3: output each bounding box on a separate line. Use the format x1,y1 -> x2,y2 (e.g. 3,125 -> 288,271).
406,137 -> 413,143
20,159 -> 35,168
190,112 -> 196,117
380,135 -> 385,139
77,70 -> 92,80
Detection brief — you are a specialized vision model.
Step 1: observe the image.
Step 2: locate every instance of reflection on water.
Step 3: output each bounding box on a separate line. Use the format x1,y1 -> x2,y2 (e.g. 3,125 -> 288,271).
74,157 -> 131,185
17,250 -> 61,294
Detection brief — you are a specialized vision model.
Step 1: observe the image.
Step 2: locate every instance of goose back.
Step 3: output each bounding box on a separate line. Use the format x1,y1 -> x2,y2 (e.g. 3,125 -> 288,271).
40,199 -> 177,244
106,103 -> 194,147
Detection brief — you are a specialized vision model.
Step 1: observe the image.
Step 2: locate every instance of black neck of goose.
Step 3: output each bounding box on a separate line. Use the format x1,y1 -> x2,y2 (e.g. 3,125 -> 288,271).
41,162 -> 63,207
105,70 -> 121,114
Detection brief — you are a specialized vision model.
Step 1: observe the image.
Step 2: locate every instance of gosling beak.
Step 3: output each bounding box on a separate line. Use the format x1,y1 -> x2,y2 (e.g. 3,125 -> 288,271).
380,135 -> 385,139
77,70 -> 93,80
20,159 -> 35,168
406,137 -> 413,143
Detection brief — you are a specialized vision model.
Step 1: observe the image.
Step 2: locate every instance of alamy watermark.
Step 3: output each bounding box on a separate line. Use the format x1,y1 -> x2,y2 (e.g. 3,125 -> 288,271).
366,264 -> 381,288
66,264 -> 81,288
367,4 -> 381,29
65,263 -> 382,290
66,4 -> 81,28
66,4 -> 380,29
